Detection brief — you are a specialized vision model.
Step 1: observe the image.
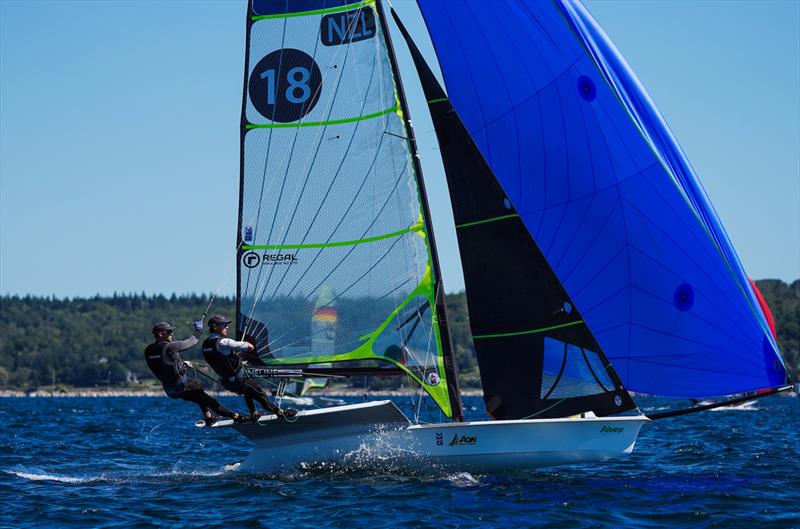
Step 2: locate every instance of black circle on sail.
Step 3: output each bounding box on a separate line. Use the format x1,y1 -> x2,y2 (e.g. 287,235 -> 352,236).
249,48 -> 322,123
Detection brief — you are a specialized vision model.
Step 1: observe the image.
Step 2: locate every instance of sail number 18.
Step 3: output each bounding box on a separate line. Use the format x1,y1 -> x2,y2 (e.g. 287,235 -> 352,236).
260,67 -> 312,105
249,48 -> 322,123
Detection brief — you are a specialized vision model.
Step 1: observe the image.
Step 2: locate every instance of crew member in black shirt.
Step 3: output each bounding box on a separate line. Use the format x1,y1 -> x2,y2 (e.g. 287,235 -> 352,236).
144,320 -> 244,425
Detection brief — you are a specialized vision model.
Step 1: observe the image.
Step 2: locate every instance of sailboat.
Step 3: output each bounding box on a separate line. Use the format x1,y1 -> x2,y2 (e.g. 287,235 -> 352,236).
201,0 -> 794,473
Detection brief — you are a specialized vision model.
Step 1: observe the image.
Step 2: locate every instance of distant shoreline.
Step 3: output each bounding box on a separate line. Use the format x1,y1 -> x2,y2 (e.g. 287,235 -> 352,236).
0,388 -> 486,398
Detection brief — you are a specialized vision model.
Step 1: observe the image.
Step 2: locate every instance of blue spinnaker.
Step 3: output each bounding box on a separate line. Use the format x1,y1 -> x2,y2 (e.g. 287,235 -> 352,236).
417,0 -> 787,397
557,0 -> 781,359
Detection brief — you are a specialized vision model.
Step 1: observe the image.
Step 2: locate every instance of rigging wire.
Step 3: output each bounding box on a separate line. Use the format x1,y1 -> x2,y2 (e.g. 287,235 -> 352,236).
192,240 -> 243,322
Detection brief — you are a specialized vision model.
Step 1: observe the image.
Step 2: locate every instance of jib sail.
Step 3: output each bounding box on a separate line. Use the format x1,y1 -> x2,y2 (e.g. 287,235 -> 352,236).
394,9 -> 635,420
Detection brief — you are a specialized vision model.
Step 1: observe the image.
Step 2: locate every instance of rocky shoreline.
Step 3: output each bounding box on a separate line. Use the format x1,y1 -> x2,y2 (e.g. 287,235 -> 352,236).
0,388 -> 485,398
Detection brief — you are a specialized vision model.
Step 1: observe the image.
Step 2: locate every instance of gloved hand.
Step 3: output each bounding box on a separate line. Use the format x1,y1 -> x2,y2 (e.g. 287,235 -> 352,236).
193,320 -> 204,331
183,360 -> 193,369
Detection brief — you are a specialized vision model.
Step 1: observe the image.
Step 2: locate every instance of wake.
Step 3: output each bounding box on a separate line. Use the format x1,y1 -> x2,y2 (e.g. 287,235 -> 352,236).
5,466 -> 231,485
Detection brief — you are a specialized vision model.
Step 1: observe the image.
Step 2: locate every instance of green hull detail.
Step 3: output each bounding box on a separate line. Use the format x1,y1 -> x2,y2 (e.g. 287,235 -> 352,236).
242,223 -> 423,250
456,213 -> 520,229
246,105 -> 398,130
473,319 -> 585,340
252,0 -> 374,21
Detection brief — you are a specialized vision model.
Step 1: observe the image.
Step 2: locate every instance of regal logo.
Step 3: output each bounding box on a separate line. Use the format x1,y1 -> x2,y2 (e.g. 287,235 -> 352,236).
242,251 -> 299,268
449,434 -> 477,446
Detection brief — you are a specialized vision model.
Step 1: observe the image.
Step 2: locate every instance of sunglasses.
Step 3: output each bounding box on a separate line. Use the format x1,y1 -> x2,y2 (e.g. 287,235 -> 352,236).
161,330 -> 174,336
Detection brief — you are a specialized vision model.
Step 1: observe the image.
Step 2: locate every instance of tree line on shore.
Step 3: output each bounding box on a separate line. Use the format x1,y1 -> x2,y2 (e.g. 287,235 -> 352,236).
0,291 -> 479,390
0,279 -> 797,391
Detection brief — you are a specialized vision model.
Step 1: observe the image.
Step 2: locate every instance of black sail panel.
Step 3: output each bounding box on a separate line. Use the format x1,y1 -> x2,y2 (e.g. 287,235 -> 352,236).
392,9 -> 635,419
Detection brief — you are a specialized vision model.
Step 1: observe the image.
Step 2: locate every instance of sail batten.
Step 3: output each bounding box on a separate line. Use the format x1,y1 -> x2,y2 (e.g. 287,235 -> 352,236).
245,104 -> 398,128
252,0 -> 374,20
472,320 -> 585,341
242,223 -> 423,250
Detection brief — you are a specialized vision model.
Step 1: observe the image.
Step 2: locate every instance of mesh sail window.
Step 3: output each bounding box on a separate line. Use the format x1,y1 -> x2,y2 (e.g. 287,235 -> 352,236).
541,338 -> 615,400
237,0 -> 453,416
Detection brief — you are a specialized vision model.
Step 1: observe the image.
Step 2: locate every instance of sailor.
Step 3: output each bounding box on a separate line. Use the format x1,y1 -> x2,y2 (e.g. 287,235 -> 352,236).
144,320 -> 244,425
202,315 -> 294,421
203,315 -> 297,421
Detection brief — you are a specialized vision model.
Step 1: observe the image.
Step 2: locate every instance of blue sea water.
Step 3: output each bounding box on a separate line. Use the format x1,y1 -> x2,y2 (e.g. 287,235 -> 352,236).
1,395 -> 798,529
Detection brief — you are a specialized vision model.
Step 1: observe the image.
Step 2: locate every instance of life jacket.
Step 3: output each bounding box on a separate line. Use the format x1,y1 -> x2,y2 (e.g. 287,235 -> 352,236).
202,336 -> 242,379
144,341 -> 186,385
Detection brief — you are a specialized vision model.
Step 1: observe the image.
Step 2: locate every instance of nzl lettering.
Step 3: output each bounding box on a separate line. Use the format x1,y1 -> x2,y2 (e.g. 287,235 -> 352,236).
320,8 -> 376,47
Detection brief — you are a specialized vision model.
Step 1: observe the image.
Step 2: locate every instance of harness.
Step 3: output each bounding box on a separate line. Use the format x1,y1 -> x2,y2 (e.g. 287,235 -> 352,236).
143,341 -> 186,386
202,335 -> 243,381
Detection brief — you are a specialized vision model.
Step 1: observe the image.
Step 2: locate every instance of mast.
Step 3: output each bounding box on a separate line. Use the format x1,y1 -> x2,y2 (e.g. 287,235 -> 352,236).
235,3 -> 256,340
375,0 -> 463,421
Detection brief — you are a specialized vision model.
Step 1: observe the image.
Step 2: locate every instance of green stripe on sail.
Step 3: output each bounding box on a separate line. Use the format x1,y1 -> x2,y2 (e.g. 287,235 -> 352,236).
427,97 -> 449,105
252,0 -> 374,20
473,320 -> 585,340
252,268 -> 454,417
242,223 -> 423,250
246,105 -> 397,129
456,213 -> 520,229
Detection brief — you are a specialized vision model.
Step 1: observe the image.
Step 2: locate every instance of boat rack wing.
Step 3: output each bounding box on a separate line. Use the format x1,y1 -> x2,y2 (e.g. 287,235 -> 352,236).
245,366 -> 407,378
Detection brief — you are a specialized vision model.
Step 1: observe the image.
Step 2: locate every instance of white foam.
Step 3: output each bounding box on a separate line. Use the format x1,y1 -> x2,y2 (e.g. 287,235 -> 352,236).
6,467 -> 231,485
6,470 -> 102,484
445,471 -> 480,487
710,403 -> 758,411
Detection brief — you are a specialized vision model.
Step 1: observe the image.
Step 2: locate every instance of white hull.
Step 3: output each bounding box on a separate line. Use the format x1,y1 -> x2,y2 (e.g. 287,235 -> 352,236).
207,401 -> 648,474
275,395 -> 347,408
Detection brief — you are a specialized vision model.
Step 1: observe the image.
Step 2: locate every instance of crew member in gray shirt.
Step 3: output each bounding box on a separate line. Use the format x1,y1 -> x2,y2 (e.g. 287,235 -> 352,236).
202,315 -> 294,421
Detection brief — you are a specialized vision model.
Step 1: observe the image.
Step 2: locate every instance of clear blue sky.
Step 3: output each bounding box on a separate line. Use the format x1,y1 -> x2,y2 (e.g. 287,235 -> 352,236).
1,0 -> 798,298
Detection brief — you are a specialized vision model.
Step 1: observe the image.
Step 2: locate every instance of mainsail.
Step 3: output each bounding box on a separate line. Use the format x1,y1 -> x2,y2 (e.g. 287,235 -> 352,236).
236,0 -> 460,418
414,0 -> 789,400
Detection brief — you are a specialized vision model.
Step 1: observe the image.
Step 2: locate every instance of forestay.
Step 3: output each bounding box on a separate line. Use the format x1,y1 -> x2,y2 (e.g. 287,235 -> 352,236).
236,0 -> 455,416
